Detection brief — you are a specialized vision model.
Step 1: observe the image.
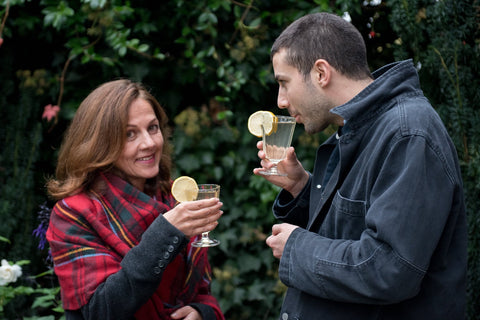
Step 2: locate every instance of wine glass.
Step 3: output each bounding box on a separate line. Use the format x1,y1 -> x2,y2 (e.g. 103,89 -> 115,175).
259,115 -> 296,176
191,184 -> 221,247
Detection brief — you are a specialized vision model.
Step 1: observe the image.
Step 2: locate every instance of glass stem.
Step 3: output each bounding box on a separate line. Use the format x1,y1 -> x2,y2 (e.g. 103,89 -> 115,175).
201,232 -> 210,241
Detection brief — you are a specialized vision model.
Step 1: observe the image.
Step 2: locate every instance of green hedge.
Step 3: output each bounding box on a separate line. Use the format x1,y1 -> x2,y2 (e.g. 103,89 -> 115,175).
0,0 -> 478,319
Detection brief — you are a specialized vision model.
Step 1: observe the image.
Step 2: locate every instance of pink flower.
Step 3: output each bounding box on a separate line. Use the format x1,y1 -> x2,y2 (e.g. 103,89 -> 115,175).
42,104 -> 60,122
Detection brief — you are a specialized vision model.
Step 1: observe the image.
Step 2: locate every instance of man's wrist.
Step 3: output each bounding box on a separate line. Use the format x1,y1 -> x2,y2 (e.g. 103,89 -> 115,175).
289,171 -> 310,198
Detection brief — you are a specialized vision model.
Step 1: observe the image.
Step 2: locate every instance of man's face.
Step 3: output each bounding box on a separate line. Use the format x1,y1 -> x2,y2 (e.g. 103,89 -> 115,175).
272,49 -> 336,134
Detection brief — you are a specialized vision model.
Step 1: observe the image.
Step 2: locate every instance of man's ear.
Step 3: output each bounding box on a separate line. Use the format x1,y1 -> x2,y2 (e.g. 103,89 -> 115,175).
313,59 -> 331,88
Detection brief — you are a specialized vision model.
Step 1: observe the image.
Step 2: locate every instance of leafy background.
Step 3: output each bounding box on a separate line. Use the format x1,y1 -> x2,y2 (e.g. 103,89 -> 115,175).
0,0 -> 478,319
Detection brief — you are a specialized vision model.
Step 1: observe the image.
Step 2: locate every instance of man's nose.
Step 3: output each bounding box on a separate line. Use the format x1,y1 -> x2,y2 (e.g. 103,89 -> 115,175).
277,92 -> 289,109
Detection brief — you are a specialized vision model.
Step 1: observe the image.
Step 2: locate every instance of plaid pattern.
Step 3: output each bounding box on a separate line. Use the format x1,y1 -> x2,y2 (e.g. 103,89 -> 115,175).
46,173 -> 224,319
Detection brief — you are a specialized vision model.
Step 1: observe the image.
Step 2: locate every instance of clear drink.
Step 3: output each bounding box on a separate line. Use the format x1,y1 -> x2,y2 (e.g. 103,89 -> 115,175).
260,116 -> 296,176
191,184 -> 221,247
195,185 -> 220,200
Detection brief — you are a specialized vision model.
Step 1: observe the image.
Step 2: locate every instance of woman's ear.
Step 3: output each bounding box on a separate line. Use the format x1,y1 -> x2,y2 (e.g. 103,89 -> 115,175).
313,59 -> 332,88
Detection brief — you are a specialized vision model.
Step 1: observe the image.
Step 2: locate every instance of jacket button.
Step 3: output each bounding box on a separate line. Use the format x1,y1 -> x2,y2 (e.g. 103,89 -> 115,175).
153,266 -> 161,274
173,236 -> 179,244
163,252 -> 170,259
168,245 -> 174,252
158,260 -> 165,268
282,313 -> 288,320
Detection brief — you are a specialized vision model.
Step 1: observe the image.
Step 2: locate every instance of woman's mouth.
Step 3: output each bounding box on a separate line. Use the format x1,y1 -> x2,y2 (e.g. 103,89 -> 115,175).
137,155 -> 154,162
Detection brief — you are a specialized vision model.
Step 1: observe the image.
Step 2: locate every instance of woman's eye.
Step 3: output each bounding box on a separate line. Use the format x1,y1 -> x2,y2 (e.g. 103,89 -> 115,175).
126,130 -> 136,140
149,124 -> 159,133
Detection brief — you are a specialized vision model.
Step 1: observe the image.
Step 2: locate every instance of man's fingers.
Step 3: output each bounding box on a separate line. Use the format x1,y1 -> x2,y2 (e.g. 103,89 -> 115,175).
285,146 -> 296,160
272,223 -> 282,235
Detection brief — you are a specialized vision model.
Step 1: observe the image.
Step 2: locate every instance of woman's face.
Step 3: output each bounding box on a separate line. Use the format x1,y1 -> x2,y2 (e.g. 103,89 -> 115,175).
114,98 -> 164,191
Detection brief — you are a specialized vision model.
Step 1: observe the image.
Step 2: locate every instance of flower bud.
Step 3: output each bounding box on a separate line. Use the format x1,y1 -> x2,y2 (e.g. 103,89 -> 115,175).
0,259 -> 22,286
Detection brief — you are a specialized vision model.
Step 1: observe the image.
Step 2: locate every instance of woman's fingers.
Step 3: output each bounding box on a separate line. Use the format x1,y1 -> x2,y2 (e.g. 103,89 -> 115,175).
163,199 -> 223,237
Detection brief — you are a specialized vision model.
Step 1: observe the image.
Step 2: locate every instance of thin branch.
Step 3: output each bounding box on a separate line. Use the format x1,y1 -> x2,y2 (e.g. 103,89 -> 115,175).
56,35 -> 102,108
229,0 -> 254,45
0,1 -> 10,37
432,46 -> 469,162
432,47 -> 456,94
126,45 -> 166,60
56,56 -> 72,108
229,0 -> 251,8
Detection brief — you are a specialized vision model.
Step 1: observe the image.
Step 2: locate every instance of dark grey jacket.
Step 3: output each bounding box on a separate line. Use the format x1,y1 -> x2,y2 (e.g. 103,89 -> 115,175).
273,60 -> 467,320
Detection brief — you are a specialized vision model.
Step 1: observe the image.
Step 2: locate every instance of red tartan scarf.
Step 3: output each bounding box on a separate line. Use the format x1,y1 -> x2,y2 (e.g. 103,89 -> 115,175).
46,173 -> 222,319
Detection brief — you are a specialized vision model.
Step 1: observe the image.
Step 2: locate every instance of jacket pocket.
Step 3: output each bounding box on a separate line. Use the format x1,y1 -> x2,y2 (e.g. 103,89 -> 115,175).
320,191 -> 367,240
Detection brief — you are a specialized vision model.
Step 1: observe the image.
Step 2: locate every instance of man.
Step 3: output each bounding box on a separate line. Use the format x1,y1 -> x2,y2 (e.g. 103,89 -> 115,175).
255,12 -> 467,319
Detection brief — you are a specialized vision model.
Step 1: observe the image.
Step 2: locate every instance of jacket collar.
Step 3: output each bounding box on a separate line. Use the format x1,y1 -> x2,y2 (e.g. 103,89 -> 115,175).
330,59 -> 421,132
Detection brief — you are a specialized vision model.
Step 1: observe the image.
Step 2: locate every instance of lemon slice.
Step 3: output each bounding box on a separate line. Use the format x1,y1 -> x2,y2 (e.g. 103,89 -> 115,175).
171,176 -> 199,202
247,111 -> 278,137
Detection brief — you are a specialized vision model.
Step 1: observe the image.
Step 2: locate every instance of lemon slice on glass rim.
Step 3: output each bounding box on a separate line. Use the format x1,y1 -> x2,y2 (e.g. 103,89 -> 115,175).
171,176 -> 199,202
247,110 -> 278,137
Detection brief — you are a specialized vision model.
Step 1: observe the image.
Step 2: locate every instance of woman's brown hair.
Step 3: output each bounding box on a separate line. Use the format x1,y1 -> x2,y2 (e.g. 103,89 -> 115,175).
46,79 -> 172,199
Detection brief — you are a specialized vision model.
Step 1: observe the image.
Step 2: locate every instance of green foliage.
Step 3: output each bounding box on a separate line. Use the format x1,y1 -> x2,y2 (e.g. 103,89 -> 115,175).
171,106 -> 285,318
389,0 -> 480,318
0,0 -> 478,319
0,75 -> 48,266
0,240 -> 64,320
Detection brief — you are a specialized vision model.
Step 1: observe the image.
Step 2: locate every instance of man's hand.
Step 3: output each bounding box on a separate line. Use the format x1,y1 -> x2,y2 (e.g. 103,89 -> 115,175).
253,141 -> 309,198
266,223 -> 299,259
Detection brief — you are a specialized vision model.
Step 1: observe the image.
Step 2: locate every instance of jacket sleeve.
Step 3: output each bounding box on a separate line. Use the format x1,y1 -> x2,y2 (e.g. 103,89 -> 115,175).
278,134 -> 463,304
272,174 -> 312,228
79,214 -> 190,319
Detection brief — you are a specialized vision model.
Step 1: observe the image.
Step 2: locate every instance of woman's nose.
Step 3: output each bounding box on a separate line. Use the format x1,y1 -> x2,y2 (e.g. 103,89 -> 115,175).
140,132 -> 156,148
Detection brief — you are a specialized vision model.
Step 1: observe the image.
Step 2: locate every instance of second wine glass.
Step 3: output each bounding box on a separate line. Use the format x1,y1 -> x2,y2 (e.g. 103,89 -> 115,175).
191,184 -> 221,247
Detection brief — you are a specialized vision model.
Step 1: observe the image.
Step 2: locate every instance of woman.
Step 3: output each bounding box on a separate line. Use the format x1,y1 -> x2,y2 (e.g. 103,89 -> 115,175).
46,79 -> 224,320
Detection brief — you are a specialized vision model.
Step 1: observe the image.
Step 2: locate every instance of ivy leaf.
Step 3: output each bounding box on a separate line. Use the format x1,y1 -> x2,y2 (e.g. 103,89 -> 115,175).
84,0 -> 107,10
237,253 -> 262,272
31,293 -> 57,309
246,280 -> 266,301
42,2 -> 74,30
246,17 -> 261,29
176,154 -> 201,172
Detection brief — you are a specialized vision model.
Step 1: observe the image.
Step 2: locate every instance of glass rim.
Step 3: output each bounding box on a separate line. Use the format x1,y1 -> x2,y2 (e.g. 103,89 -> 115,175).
197,184 -> 220,191
275,115 -> 296,122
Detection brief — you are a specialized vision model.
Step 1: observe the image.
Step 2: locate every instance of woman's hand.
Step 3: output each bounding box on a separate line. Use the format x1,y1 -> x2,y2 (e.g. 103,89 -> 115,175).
171,306 -> 202,320
163,198 -> 223,238
253,141 -> 309,198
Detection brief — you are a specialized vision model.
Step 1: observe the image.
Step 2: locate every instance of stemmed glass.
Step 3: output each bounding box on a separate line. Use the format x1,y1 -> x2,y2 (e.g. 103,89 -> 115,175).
259,115 -> 296,176
191,184 -> 221,247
